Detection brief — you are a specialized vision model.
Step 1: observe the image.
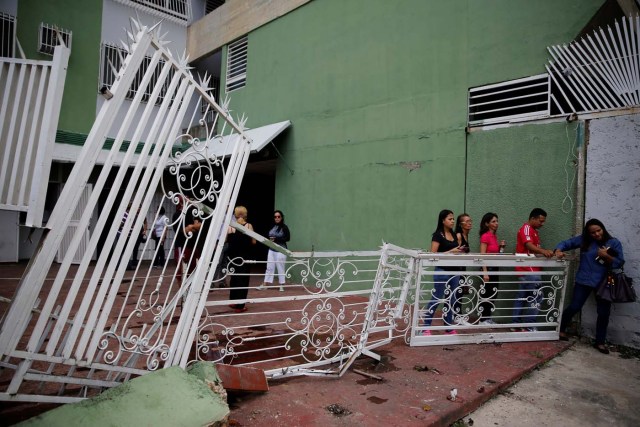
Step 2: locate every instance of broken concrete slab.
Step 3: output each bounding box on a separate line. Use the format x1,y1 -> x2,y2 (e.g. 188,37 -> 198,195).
17,366 -> 229,427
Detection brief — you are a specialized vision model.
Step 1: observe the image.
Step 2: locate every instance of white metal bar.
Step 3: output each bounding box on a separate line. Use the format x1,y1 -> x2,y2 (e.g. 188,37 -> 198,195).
79,75 -> 188,360
23,373 -> 121,388
67,64 -> 183,361
6,65 -> 36,205
26,44 -> 70,227
471,100 -> 549,116
0,29 -> 153,359
569,42 -> 623,109
557,44 -> 614,110
0,62 -> 24,202
549,46 -> 596,111
469,81 -> 548,101
595,27 -> 635,105
18,65 -> 48,207
45,49 -> 165,357
584,33 -> 633,106
469,73 -> 548,92
470,90 -> 548,109
619,18 -> 640,104
612,22 -> 638,105
84,78 -> 195,364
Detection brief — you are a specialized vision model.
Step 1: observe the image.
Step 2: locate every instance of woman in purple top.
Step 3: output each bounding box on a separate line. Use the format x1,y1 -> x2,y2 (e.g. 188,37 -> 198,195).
478,212 -> 504,325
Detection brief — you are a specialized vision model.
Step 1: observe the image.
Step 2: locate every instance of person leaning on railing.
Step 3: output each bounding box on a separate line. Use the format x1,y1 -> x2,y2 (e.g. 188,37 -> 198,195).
554,218 -> 625,354
512,208 -> 555,331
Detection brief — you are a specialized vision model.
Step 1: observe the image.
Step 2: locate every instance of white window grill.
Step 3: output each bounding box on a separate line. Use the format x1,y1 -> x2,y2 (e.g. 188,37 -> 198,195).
100,42 -> 175,104
468,74 -> 550,126
205,0 -> 225,14
37,22 -> 72,56
114,0 -> 191,25
225,36 -> 247,93
546,15 -> 640,114
0,12 -> 16,58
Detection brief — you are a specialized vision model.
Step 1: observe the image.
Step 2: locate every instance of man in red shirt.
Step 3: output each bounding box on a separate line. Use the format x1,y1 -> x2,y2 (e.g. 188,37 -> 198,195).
512,208 -> 554,331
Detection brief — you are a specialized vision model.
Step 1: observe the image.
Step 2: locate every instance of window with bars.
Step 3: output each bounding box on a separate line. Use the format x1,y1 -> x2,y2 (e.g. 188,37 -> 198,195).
114,0 -> 191,24
100,43 -> 175,104
38,22 -> 72,56
1,12 -> 16,58
205,0 -> 225,14
226,36 -> 247,93
468,74 -> 550,126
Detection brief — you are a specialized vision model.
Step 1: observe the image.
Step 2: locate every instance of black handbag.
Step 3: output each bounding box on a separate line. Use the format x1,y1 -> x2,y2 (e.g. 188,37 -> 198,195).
596,269 -> 636,303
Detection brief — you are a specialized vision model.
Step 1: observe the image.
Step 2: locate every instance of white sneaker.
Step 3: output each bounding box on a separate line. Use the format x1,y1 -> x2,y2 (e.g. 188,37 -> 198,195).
279,286 -> 285,292
257,284 -> 266,291
479,319 -> 496,326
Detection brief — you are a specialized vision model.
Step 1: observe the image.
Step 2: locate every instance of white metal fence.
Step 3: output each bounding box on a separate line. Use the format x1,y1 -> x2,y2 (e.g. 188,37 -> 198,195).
411,252 -> 569,346
0,44 -> 70,226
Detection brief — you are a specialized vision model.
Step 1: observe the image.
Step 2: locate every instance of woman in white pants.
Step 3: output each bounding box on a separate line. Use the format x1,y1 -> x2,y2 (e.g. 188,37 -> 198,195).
258,210 -> 290,291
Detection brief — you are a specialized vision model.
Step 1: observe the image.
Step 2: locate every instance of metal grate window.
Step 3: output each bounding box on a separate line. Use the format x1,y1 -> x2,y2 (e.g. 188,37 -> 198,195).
225,36 -> 247,93
1,12 -> 16,58
100,43 -> 175,104
114,0 -> 191,24
205,0 -> 225,14
468,74 -> 550,126
37,22 -> 72,56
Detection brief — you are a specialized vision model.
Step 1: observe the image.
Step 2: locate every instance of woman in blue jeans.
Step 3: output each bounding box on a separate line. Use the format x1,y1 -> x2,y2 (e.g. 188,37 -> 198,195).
554,219 -> 624,354
422,209 -> 466,336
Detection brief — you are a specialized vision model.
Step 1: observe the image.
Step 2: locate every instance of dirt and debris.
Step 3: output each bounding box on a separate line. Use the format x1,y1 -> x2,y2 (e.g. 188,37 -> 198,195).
366,396 -> 388,404
413,365 -> 442,375
326,403 -> 351,417
352,369 -> 383,381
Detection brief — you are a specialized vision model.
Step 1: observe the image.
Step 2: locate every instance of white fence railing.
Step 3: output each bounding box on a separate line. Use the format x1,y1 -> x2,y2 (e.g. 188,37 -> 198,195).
0,44 -> 70,226
411,252 -> 569,346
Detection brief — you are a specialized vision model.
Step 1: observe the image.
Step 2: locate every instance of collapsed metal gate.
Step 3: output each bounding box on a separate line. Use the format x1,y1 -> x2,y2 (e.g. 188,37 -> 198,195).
0,21 -> 253,402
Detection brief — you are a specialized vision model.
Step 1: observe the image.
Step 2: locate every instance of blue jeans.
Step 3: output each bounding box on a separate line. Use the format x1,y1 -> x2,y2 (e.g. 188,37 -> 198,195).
512,275 -> 542,324
560,283 -> 611,345
424,268 -> 460,327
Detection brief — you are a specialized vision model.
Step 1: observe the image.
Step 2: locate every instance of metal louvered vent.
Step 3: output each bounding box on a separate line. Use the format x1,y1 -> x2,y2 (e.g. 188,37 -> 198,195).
226,36 -> 247,93
468,74 -> 550,126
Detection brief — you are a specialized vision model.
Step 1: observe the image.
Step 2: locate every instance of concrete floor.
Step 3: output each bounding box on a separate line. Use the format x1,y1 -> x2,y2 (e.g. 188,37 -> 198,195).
466,339 -> 640,427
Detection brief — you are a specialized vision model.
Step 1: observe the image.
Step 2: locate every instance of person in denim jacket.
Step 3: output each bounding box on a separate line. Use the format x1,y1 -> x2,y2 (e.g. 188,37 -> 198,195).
554,218 -> 625,354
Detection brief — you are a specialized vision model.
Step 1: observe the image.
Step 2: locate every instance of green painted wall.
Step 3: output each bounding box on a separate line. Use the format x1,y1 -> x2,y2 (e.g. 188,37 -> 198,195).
466,122 -> 581,253
220,0 -> 602,251
17,0 -> 102,134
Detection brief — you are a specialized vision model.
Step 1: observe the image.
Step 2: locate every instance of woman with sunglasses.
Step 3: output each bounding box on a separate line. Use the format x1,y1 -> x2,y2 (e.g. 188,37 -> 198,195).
258,210 -> 291,292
